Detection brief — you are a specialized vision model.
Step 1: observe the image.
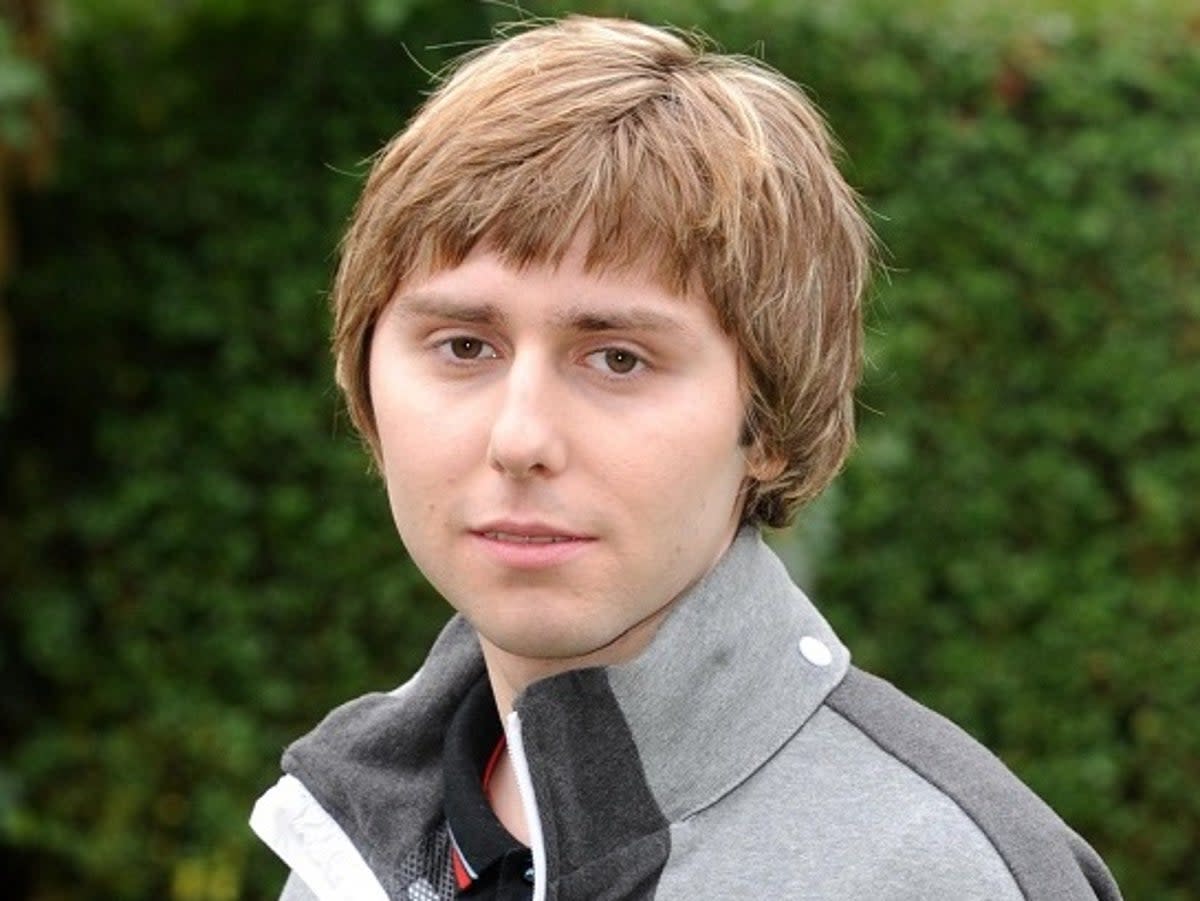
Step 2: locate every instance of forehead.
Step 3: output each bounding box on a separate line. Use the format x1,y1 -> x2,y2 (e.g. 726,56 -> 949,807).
389,231 -> 718,333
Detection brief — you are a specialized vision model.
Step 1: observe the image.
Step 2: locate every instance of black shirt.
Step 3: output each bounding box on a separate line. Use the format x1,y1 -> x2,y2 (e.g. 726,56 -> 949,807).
443,676 -> 535,900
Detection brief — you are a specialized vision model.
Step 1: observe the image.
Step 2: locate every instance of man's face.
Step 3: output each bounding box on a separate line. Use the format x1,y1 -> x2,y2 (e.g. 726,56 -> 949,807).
368,234 -> 752,666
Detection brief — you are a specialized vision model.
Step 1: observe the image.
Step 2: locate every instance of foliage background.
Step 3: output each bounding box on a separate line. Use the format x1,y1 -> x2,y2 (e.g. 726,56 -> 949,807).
2,0 -> 1197,898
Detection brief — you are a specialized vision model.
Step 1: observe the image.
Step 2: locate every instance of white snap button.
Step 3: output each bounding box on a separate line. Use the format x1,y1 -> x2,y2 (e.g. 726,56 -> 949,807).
799,636 -> 833,667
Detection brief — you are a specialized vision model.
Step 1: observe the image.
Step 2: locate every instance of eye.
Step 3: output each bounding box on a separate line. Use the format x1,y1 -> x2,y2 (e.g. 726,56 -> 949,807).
585,347 -> 644,376
438,336 -> 497,361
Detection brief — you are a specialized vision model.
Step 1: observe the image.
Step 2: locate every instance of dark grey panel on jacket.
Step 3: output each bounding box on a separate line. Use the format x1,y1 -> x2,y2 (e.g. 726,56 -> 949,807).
282,616 -> 486,897
518,668 -> 670,900
827,667 -> 1122,901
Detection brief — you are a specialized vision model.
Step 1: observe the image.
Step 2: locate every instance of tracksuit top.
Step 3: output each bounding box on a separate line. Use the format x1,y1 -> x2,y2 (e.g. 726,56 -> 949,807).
251,529 -> 1123,900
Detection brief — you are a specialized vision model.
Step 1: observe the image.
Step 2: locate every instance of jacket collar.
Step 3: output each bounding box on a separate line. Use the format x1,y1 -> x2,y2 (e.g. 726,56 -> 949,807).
517,527 -> 849,822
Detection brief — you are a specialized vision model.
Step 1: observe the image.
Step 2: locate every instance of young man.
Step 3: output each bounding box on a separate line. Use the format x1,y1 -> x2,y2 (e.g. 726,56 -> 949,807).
251,16 -> 1121,901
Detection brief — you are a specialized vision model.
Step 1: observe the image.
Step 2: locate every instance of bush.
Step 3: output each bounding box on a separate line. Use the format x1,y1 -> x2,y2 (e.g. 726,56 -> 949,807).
3,1 -> 1197,898
2,3 -> 497,898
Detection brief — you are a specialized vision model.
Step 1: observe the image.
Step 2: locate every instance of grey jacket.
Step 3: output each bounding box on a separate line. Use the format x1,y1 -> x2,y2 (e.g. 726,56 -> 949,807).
251,530 -> 1122,900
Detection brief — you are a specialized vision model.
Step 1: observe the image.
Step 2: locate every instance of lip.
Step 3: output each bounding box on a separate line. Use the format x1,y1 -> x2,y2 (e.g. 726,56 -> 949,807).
469,520 -> 596,569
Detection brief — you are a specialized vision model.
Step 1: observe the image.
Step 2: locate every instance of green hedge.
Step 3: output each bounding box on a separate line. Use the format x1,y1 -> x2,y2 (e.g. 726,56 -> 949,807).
3,2 -> 1197,898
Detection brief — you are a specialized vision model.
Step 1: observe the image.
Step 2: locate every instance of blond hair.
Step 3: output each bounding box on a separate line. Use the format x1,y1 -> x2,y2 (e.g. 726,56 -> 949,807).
332,16 -> 873,528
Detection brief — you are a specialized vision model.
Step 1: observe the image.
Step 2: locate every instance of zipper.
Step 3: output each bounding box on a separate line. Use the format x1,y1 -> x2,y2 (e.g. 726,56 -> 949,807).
505,710 -> 547,901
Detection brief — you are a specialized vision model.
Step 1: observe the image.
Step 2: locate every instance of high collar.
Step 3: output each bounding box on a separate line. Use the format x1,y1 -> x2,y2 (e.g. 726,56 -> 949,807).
515,527 -> 850,822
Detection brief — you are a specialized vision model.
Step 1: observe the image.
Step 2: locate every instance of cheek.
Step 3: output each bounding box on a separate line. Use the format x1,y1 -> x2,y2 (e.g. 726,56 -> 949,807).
600,400 -> 746,513
371,359 -> 481,479
374,399 -> 492,536
379,451 -> 458,569
378,424 -> 470,504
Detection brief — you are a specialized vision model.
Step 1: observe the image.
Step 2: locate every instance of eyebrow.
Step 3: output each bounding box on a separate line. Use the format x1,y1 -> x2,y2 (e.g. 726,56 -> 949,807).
552,305 -> 695,336
394,294 -> 502,324
393,293 -> 697,337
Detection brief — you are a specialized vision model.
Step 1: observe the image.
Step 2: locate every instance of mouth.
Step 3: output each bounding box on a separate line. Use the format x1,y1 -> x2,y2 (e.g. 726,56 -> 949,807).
471,519 -> 593,541
469,522 -> 595,568
479,531 -> 585,544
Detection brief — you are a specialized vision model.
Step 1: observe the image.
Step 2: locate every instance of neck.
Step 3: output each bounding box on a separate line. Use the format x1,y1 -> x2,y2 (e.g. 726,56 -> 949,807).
485,739 -> 531,845
476,615 -> 673,849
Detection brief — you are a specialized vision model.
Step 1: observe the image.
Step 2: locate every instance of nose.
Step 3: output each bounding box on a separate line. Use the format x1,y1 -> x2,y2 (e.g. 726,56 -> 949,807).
487,354 -> 568,479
